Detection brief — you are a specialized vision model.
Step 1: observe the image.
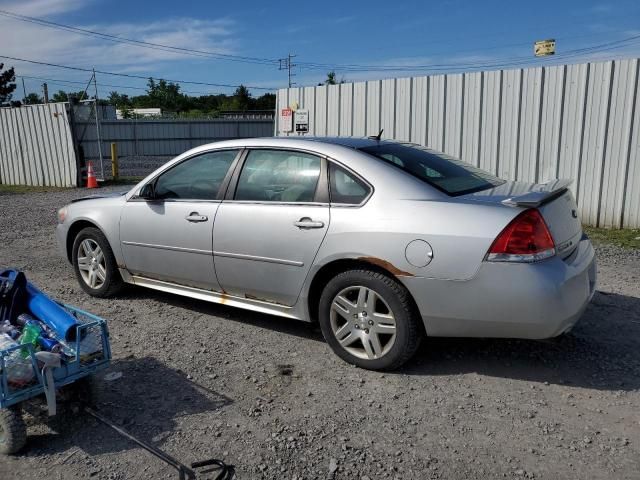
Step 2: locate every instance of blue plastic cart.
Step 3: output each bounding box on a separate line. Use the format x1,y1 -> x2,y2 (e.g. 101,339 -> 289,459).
0,304 -> 111,454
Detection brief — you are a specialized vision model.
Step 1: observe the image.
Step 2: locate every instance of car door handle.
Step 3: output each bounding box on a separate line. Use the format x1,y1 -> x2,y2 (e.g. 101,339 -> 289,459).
185,212 -> 208,222
293,217 -> 325,229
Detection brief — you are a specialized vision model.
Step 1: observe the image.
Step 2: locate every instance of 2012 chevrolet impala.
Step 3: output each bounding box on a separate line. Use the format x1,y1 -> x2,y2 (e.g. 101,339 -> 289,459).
56,137 -> 597,370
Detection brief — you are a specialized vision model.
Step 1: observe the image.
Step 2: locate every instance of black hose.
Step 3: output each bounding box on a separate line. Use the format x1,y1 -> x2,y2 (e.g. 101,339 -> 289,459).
85,407 -> 234,479
191,458 -> 236,480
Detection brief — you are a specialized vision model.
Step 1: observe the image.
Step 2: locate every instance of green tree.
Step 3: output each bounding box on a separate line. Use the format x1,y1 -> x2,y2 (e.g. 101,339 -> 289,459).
51,90 -> 90,103
24,92 -> 43,104
51,90 -> 68,102
322,71 -> 346,86
233,84 -> 251,110
73,85 -> 276,118
0,63 -> 17,104
108,91 -> 131,107
119,103 -> 134,119
253,92 -> 276,110
324,71 -> 337,85
145,78 -> 185,111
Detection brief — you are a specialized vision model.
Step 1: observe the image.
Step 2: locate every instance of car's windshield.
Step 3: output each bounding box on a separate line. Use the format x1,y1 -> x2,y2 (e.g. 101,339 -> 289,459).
359,143 -> 505,196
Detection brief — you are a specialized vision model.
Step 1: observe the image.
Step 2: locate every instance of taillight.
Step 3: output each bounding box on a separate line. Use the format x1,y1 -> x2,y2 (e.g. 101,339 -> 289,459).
486,209 -> 555,263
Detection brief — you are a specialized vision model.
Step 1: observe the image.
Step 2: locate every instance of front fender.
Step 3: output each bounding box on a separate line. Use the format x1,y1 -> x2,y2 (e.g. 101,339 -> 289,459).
60,197 -> 126,267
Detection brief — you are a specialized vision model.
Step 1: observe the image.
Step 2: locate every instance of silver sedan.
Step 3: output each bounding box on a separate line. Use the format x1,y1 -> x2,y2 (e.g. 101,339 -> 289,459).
56,137 -> 597,370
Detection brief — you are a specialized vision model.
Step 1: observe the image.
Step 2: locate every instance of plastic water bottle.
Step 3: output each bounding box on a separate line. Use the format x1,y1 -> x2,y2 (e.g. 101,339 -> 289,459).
18,314 -> 58,340
0,333 -> 16,351
18,321 -> 42,358
0,333 -> 35,385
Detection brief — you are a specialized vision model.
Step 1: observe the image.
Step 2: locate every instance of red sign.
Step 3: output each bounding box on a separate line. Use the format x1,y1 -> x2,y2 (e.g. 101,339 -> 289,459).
281,108 -> 292,116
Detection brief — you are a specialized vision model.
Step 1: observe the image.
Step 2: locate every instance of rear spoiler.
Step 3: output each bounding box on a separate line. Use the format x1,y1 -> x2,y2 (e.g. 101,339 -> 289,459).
501,179 -> 572,208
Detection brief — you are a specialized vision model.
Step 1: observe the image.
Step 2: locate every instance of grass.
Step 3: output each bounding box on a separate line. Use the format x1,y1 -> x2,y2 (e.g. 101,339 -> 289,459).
584,226 -> 640,250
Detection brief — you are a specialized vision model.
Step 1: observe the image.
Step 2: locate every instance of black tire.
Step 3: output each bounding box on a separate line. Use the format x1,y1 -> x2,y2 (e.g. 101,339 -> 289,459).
72,227 -> 123,298
0,407 -> 27,455
318,269 -> 423,371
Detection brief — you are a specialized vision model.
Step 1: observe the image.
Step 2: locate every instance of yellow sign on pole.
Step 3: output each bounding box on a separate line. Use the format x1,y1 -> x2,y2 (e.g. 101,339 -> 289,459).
534,39 -> 556,57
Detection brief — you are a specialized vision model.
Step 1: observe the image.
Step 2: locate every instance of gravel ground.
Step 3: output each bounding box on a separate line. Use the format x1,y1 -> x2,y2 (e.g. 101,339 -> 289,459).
0,187 -> 639,480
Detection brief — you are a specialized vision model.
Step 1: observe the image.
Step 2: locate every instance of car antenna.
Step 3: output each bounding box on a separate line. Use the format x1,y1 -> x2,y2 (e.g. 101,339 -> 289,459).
368,129 -> 384,141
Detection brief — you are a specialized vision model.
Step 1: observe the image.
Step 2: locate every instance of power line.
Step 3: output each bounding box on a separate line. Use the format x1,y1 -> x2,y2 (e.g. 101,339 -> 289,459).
0,9 -> 279,67
16,75 -> 228,96
0,8 -> 292,88
294,34 -> 640,72
2,6 -> 638,86
355,27 -> 639,64
0,54 -> 274,91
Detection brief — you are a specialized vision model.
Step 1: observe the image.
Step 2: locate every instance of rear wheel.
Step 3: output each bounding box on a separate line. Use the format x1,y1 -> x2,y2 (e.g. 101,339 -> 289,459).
72,227 -> 123,298
0,407 -> 27,455
318,269 -> 423,371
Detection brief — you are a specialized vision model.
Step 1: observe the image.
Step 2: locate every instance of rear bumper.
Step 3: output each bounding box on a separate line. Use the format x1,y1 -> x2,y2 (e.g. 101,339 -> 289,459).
403,237 -> 597,339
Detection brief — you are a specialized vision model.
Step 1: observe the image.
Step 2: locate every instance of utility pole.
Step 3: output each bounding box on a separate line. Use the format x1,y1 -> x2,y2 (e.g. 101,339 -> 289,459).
92,68 -> 105,180
279,53 -> 296,88
21,78 -> 27,104
42,83 -> 49,103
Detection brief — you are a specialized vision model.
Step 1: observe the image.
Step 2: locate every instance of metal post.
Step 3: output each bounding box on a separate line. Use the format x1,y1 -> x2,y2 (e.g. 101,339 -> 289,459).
110,142 -> 118,180
288,53 -> 296,88
92,69 -> 105,180
279,53 -> 296,88
42,83 -> 49,103
67,102 -> 83,187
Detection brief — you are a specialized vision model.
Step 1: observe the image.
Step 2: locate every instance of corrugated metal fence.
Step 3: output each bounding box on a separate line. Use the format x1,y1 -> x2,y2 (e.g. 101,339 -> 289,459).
0,103 -> 77,187
75,118 -> 274,178
0,110 -> 274,186
276,58 -> 640,228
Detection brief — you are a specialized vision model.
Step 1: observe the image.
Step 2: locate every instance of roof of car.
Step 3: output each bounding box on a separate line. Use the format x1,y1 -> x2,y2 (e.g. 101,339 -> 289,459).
280,136 -> 399,149
192,136 -> 404,153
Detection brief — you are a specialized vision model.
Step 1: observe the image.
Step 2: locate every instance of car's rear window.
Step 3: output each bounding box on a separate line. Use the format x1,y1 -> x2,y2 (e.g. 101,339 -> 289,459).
359,143 -> 504,196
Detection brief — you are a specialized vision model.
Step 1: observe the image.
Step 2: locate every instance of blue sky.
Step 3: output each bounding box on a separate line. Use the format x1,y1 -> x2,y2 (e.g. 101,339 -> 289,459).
1,0 -> 639,99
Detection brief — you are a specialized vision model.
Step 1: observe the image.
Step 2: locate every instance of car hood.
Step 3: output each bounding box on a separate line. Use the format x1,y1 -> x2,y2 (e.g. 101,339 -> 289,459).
70,190 -> 128,203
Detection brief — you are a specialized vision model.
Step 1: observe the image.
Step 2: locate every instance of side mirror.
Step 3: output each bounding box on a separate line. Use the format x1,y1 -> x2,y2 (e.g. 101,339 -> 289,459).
138,183 -> 155,200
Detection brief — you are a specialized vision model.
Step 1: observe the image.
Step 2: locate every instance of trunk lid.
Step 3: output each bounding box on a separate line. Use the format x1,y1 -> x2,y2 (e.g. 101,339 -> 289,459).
461,180 -> 582,254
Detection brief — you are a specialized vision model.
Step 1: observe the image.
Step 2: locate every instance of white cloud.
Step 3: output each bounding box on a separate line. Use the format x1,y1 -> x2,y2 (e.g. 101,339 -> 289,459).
0,0 -> 88,16
0,0 -> 239,87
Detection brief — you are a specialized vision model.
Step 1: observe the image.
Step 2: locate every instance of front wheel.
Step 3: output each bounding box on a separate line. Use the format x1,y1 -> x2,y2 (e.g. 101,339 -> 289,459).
72,227 -> 123,298
318,269 -> 423,371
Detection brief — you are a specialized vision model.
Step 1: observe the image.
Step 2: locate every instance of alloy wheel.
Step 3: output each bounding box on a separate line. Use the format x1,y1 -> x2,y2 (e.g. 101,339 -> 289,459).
329,285 -> 397,360
77,238 -> 106,289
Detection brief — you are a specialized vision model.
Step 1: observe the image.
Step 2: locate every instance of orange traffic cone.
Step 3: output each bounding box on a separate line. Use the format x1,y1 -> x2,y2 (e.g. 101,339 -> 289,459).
86,161 -> 98,189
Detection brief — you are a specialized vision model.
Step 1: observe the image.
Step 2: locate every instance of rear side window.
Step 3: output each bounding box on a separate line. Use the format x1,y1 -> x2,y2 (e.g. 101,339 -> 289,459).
235,150 -> 321,202
359,144 -> 504,196
154,150 -> 238,200
329,163 -> 370,204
